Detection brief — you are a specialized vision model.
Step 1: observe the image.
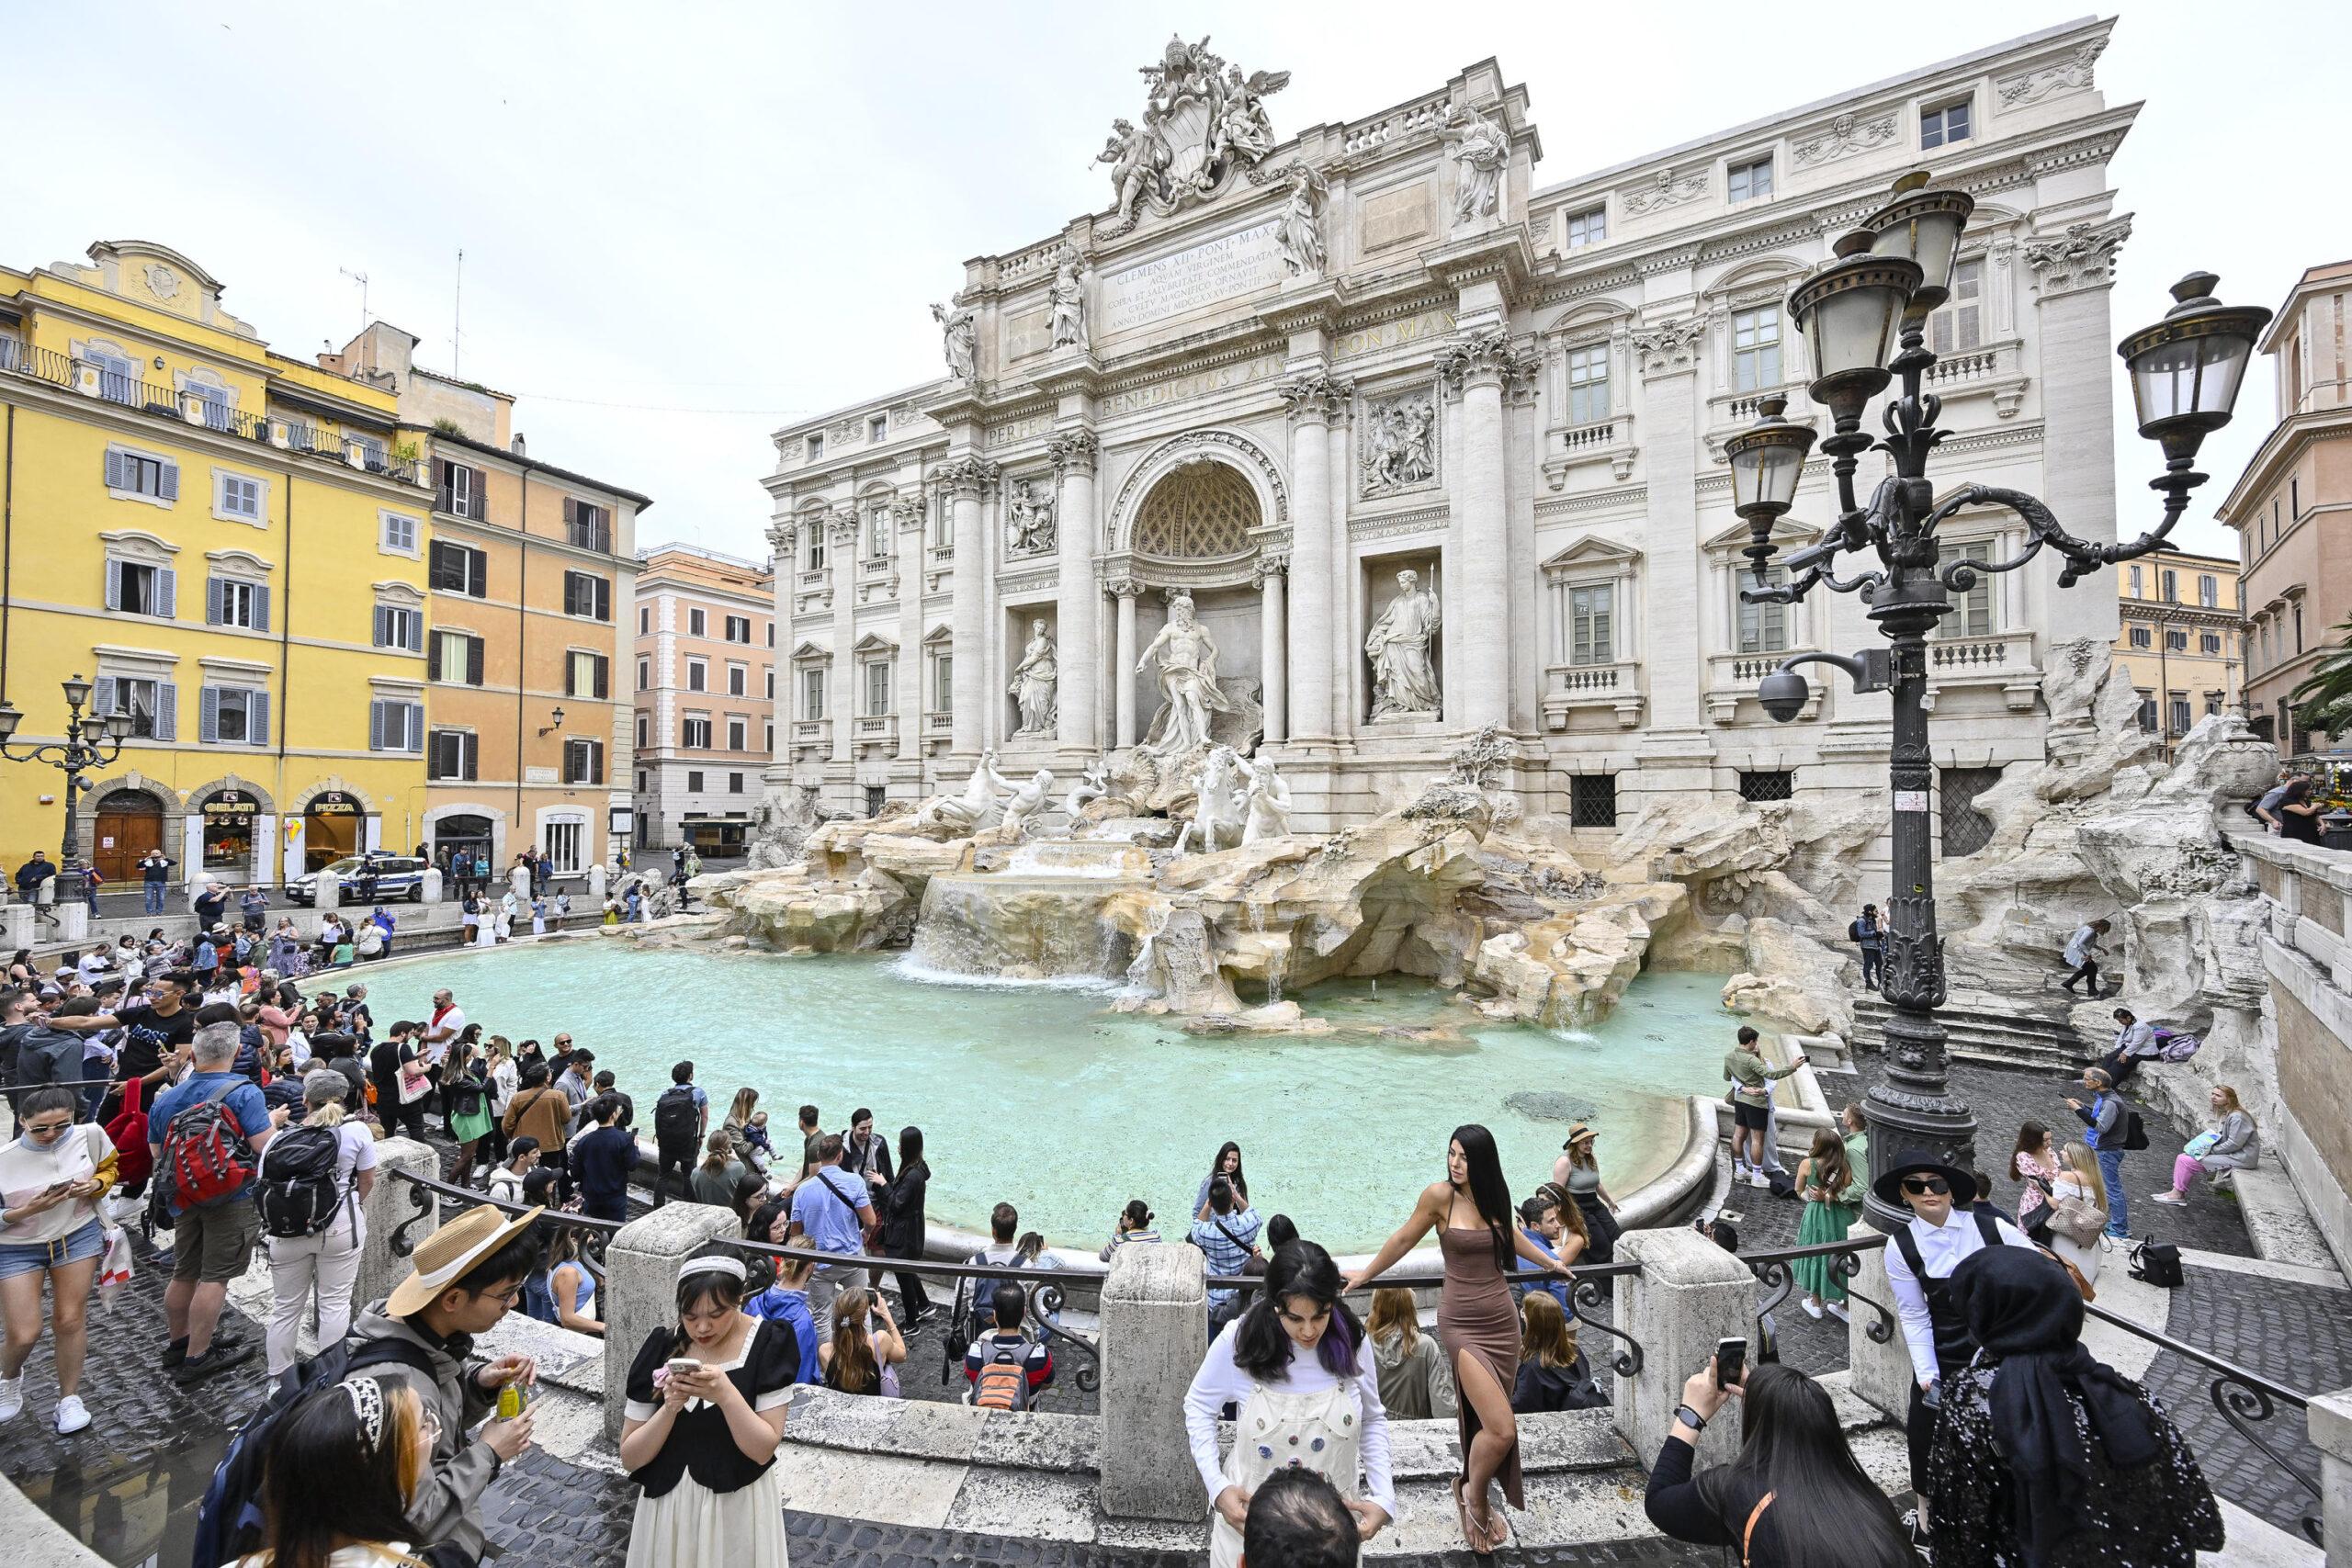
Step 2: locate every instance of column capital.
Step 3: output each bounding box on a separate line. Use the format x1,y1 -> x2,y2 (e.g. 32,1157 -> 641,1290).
1103,574 -> 1146,600
763,519 -> 796,553
826,508 -> 862,545
1436,326 -> 1538,393
1048,428 -> 1100,476
891,494 -> 926,531
1630,315 -> 1708,379
2023,214 -> 2132,300
1251,552 -> 1290,589
938,454 -> 1001,498
1279,371 -> 1353,425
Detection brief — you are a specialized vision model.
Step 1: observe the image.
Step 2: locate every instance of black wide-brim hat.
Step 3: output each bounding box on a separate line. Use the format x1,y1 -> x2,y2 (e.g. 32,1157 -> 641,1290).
1871,1155 -> 1977,1210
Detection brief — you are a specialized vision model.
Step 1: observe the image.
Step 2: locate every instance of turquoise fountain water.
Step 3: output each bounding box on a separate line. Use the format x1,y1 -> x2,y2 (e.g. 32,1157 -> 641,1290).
364,944 -> 1747,1251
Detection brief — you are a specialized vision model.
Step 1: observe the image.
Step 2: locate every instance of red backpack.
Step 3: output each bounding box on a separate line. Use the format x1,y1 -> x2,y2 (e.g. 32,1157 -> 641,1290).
103,1077 -> 154,1191
164,1080 -> 261,1209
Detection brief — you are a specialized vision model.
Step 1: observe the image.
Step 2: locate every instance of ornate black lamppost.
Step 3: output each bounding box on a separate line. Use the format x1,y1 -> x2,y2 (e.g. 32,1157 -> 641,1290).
1724,170 -> 2272,1231
0,675 -> 137,908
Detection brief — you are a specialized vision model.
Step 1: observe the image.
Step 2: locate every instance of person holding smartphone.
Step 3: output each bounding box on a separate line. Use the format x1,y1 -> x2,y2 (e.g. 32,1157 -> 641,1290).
619,1248 -> 795,1567
0,1086 -> 117,1432
1644,1350 -> 1912,1568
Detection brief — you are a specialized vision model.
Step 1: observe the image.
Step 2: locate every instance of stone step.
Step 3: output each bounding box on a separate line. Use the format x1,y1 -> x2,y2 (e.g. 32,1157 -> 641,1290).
1851,996 -> 2094,1071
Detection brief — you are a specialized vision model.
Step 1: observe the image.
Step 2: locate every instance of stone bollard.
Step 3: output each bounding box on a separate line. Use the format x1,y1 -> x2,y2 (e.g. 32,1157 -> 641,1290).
1611,1226 -> 1760,1466
1098,1242 -> 1208,1522
1844,1244 -> 1916,1422
422,867 -> 444,903
2308,1387 -> 2352,1566
603,1202 -> 743,1440
587,863 -> 607,901
0,902 -> 27,951
56,901 -> 89,942
356,1137 -> 442,1313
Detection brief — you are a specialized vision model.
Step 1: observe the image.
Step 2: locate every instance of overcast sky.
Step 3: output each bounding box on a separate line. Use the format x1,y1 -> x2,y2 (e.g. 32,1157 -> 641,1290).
6,1 -> 2336,563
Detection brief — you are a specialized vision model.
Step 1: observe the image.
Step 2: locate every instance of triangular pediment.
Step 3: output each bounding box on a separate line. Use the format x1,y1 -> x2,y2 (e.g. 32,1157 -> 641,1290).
1541,535 -> 1643,572
790,639 -> 828,660
852,631 -> 899,654
1702,517 -> 1822,556
922,623 -> 955,646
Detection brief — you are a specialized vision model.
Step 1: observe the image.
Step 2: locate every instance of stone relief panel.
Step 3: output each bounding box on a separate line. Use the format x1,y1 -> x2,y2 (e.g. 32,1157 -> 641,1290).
1623,167 -> 1707,217
1996,38 -> 2106,109
1003,477 -> 1058,559
1358,387 -> 1440,500
1791,111 -> 1897,168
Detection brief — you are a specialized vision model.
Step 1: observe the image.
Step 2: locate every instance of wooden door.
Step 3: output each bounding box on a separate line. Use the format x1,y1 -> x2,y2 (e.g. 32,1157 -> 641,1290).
94,791 -> 164,884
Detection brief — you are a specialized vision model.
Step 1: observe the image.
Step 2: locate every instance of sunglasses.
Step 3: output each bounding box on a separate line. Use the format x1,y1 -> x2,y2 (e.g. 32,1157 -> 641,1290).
1901,1177 -> 1951,1197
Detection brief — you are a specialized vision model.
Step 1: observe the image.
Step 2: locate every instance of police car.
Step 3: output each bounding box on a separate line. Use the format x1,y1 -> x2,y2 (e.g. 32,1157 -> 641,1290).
284,852 -> 428,906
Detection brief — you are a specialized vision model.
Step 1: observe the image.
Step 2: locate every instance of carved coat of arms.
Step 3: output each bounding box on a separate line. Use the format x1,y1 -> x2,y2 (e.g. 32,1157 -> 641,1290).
1094,35 -> 1289,236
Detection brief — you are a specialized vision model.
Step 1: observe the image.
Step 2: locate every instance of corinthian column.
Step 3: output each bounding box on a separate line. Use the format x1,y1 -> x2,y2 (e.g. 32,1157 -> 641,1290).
941,456 -> 998,758
1108,577 -> 1141,749
1437,330 -> 1533,731
1280,372 -> 1351,743
827,507 -> 859,765
1255,553 -> 1288,744
892,494 -> 926,764
1050,430 -> 1101,755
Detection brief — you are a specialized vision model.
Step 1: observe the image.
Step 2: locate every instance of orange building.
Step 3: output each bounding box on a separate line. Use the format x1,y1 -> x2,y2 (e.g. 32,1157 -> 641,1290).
630,543 -> 775,853
322,323 -> 650,879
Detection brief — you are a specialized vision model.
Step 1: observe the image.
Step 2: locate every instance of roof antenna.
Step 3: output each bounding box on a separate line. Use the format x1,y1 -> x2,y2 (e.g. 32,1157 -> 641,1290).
338,266 -> 369,332
450,247 -> 464,376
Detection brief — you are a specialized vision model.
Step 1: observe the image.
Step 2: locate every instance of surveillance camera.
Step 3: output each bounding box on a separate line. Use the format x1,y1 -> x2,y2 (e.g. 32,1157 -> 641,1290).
1757,670 -> 1810,724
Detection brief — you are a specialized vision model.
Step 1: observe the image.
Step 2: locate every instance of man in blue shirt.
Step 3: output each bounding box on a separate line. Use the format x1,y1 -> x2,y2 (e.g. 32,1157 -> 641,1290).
146,1019 -> 280,1382
2065,1066 -> 2131,1238
787,1133 -> 876,1346
1187,1176 -> 1261,1319
1515,1192 -> 1574,1314
571,1094 -> 639,1223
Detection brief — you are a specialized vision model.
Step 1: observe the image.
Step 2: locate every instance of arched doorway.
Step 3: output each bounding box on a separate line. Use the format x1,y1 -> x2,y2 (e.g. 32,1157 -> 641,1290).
433,813 -> 494,877
301,791 -> 364,872
93,789 -> 164,884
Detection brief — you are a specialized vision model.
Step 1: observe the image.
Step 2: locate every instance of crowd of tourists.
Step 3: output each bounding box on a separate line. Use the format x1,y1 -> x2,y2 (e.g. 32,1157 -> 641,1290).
0,937 -> 2257,1568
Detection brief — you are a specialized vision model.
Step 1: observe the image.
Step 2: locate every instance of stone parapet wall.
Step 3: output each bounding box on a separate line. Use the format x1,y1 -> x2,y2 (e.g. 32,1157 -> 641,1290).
2230,830 -> 2352,1279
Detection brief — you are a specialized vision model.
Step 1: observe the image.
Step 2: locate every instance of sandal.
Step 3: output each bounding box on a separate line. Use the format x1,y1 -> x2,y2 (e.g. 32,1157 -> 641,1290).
1453,1478 -> 1487,1555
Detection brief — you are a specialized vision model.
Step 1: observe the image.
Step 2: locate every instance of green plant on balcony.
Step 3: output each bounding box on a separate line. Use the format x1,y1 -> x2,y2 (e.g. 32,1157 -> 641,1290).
2288,618 -> 2352,736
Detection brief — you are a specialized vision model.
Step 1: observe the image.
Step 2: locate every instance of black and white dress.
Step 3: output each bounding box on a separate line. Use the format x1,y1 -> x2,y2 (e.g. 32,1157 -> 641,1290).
623,1315 -> 797,1567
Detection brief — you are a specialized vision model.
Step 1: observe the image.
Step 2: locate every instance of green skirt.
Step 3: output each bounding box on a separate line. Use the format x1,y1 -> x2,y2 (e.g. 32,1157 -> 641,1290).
1791,1197 -> 1858,1302
450,1104 -> 493,1143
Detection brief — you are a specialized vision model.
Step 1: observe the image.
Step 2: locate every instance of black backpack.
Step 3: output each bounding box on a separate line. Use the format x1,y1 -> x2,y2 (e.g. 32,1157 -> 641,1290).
2131,1236 -> 2185,1289
654,1085 -> 700,1145
254,1123 -> 344,1239
190,1334 -> 438,1568
2120,1111 -> 2150,1151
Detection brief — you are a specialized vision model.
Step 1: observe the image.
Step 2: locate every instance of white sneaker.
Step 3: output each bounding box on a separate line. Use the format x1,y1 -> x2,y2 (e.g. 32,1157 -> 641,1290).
1801,1298 -> 1825,1319
1826,1302 -> 1850,1323
2150,1190 -> 2186,1206
1748,1170 -> 1770,1189
0,1378 -> 20,1421
53,1394 -> 88,1435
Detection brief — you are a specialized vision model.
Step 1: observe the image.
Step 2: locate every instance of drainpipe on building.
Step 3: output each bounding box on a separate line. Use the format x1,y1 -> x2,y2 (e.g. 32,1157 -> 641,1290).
2,403 -> 15,702
514,477 -> 528,868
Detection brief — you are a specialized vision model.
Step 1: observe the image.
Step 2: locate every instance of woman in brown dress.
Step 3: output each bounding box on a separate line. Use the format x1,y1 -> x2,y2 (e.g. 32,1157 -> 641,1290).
1347,1124 -> 1572,1551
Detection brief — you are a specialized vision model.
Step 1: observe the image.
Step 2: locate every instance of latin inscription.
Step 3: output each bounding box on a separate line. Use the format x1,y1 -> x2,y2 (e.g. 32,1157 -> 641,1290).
986,412 -> 1054,448
1099,220 -> 1284,335
1336,308 -> 1458,361
1100,355 -> 1286,419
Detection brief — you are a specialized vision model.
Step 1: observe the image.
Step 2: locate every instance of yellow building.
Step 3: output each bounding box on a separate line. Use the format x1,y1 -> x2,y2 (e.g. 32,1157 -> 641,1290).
2111,547 -> 2246,754
0,241 -> 434,891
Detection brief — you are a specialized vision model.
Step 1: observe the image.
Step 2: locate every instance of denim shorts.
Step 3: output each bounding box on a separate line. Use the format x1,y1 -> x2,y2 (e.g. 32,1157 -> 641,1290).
0,1219 -> 105,1280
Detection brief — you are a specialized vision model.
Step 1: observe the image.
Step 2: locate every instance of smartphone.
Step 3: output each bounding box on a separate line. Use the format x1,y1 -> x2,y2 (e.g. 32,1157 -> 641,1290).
1715,1337 -> 1748,1391
665,1357 -> 702,1380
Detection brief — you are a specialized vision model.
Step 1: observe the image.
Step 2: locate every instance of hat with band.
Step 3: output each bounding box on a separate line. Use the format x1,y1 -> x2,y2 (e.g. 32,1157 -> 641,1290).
384,1202 -> 546,1317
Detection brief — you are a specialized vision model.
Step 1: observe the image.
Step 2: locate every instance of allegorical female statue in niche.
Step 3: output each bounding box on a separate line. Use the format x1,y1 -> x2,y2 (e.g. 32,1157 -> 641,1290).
1010,620 -> 1059,735
1136,592 -> 1235,757
1365,567 -> 1442,718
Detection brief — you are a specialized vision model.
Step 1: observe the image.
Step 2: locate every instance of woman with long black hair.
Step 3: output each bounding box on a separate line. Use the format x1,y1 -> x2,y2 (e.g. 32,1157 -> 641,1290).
1193,1140 -> 1249,1221
229,1375 -> 439,1568
879,1125 -> 932,1325
619,1247 -> 795,1567
1183,1240 -> 1394,1567
1644,1359 -> 1912,1568
1344,1124 -> 1570,1553
1929,1245 -> 2222,1567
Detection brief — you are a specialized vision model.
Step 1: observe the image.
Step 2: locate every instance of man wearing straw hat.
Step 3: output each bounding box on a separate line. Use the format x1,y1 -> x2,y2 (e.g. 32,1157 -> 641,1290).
348,1201 -> 546,1563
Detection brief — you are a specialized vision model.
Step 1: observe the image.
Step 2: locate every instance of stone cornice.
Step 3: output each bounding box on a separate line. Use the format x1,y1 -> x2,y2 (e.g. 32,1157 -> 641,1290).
1419,227 -> 1538,306
1535,485 -> 1648,521
2217,413 -> 2352,524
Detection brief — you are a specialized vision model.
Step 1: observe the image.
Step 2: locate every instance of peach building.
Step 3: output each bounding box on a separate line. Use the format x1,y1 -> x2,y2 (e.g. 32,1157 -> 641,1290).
630,543 -> 775,853
2218,259 -> 2352,754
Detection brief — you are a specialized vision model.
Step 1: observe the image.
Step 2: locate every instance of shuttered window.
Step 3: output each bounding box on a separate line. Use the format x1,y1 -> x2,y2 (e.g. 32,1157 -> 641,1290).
429,540 -> 487,596
435,459 -> 483,520
368,698 -> 424,752
432,630 -> 485,686
562,739 -> 605,784
94,677 -> 177,740
427,728 -> 479,781
104,447 -> 178,501
562,570 -> 612,621
198,685 -> 269,746
566,650 -> 609,699
374,604 -> 424,652
206,577 -> 270,631
564,499 -> 612,553
104,559 -> 177,617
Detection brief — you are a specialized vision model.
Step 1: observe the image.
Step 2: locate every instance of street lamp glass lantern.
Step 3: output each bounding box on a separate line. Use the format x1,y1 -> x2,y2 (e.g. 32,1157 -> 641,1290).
1724,396 -> 1817,521
1790,254 -> 1922,423
61,673 -> 93,712
104,709 -> 136,742
0,702 -> 18,743
2118,272 -> 2272,464
1864,175 -> 1975,314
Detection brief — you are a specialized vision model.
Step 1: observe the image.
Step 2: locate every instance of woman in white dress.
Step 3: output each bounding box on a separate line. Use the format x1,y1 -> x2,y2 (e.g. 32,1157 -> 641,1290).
619,1250 -> 794,1568
1182,1239 -> 1395,1568
2047,1142 -> 2109,1285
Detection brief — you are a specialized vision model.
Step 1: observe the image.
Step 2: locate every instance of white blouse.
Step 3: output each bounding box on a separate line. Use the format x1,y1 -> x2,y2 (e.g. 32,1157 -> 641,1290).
1182,1322 -> 1396,1513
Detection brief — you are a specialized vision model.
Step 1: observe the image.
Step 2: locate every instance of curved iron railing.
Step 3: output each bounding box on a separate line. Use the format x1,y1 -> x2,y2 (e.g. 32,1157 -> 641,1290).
386,1167 -> 623,1312
1740,1234 -> 1897,1350
2083,1299 -> 2325,1548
